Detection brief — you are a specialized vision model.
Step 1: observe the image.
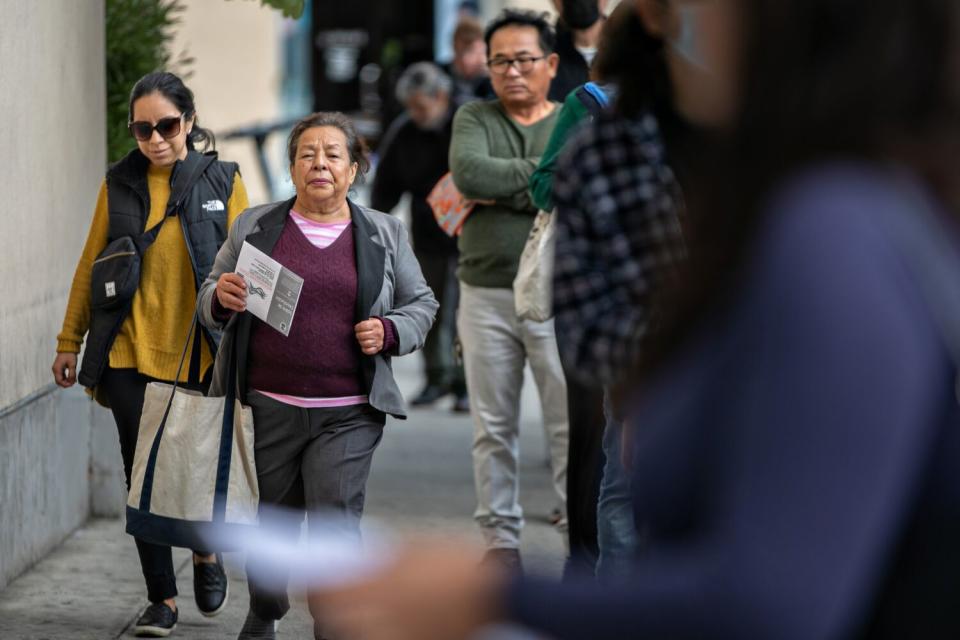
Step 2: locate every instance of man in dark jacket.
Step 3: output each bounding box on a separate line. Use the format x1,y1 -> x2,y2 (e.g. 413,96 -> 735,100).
549,0 -> 607,101
371,62 -> 469,411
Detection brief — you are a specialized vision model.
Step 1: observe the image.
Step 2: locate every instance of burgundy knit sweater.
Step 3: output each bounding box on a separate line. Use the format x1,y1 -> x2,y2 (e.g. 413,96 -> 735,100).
221,216 -> 396,397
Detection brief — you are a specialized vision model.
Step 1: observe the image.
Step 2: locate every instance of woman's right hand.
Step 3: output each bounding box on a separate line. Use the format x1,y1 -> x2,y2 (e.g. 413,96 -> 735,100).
216,273 -> 248,312
52,352 -> 78,388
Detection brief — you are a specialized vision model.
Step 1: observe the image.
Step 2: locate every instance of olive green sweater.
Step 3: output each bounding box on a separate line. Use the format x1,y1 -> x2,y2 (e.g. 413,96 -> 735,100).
449,99 -> 560,288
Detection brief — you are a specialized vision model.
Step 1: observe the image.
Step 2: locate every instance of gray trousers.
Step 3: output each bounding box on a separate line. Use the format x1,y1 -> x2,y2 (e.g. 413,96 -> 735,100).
457,283 -> 569,549
417,251 -> 466,393
244,391 -> 385,621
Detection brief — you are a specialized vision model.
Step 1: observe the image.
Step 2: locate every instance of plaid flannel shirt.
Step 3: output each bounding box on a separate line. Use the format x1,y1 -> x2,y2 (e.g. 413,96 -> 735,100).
552,111 -> 686,386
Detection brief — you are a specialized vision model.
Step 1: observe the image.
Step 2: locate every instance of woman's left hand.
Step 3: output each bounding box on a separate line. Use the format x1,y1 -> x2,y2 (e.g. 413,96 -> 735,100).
355,318 -> 385,355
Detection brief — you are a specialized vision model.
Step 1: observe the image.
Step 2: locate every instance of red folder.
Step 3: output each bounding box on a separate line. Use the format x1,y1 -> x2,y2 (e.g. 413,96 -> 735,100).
427,172 -> 475,237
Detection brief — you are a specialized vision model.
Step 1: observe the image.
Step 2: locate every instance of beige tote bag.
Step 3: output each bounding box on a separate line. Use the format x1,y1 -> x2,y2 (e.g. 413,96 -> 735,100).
514,209 -> 556,322
126,317 -> 258,550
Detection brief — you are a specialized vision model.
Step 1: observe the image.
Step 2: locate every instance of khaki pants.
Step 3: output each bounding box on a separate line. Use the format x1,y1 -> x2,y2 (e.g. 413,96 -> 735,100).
458,282 -> 569,549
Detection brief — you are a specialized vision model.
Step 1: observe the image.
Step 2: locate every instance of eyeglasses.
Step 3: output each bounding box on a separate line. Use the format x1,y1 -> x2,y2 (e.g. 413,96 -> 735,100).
487,55 -> 546,75
128,115 -> 183,142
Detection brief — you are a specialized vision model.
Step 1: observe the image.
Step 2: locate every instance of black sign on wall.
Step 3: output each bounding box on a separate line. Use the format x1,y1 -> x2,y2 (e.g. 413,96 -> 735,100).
311,0 -> 434,118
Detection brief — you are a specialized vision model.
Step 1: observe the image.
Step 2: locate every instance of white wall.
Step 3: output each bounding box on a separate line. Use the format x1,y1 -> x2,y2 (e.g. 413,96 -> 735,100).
0,0 -> 106,410
171,0 -> 284,205
0,0 -> 111,591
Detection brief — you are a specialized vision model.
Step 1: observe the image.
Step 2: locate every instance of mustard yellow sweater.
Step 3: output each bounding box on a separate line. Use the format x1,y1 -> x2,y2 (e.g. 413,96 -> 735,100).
57,164 -> 248,382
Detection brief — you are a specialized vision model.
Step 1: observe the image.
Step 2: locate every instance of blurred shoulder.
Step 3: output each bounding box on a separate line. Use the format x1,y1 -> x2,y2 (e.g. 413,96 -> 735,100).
754,162 -> 939,305
764,163 -> 922,245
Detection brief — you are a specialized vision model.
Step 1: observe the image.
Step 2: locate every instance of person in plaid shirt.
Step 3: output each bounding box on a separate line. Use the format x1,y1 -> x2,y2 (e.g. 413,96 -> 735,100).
552,104 -> 686,580
552,110 -> 685,389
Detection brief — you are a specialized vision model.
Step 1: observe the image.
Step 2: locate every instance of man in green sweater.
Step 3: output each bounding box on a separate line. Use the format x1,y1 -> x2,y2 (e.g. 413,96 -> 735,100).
449,8 -> 569,571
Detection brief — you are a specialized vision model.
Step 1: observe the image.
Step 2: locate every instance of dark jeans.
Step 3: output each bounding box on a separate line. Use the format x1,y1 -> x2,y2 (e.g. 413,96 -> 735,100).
596,396 -> 639,582
100,367 -> 210,604
417,251 -> 465,394
244,392 -> 385,624
561,368 -> 606,579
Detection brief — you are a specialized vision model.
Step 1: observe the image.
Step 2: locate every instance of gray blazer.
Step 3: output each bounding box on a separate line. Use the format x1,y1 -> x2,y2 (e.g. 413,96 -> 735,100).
197,198 -> 438,418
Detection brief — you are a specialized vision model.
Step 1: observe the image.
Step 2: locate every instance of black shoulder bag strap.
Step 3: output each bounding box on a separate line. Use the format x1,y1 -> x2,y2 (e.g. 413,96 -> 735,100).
137,155 -> 212,385
875,176 -> 960,402
132,155 -> 209,256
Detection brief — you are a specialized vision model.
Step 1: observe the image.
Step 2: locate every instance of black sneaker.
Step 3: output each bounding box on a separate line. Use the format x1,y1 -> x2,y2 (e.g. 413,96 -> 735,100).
481,548 -> 523,575
133,602 -> 178,637
237,608 -> 278,639
452,392 -> 470,413
194,553 -> 229,617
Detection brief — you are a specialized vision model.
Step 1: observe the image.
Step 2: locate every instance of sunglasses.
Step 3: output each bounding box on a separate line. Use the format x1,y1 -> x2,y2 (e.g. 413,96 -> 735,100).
128,115 -> 183,142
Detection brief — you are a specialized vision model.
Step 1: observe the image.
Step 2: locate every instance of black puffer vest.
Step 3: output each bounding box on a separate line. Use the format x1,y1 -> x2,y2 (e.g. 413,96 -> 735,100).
78,148 -> 239,388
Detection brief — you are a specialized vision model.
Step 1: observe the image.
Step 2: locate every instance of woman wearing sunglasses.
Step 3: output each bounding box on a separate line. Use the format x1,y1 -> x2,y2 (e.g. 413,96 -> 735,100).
52,71 -> 248,637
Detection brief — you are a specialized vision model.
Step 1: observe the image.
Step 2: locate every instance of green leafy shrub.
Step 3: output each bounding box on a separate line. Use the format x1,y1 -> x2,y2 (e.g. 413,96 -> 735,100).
104,0 -> 304,164
245,0 -> 305,19
105,0 -> 190,163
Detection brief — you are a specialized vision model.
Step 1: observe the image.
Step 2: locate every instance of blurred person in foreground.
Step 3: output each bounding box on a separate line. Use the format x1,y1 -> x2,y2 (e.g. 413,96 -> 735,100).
309,0 -> 960,637
532,1 -> 688,580
448,9 -> 568,571
372,62 -> 469,412
53,71 -> 248,636
197,111 -> 437,640
442,17 -> 495,103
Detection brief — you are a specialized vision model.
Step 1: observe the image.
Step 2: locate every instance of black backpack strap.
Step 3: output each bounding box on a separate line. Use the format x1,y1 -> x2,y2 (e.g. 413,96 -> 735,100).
574,82 -> 611,118
133,152 -> 215,255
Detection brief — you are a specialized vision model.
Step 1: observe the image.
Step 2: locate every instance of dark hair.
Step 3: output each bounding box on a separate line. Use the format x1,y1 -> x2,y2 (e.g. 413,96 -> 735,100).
286,111 -> 371,181
128,72 -> 215,151
484,9 -> 555,55
591,2 -> 669,119
641,0 -> 960,375
591,3 -> 698,197
559,0 -> 600,30
453,17 -> 484,52
395,62 -> 453,102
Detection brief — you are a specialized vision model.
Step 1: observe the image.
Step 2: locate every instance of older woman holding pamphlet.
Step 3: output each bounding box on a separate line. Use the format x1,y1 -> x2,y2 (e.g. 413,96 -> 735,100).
196,111 -> 438,640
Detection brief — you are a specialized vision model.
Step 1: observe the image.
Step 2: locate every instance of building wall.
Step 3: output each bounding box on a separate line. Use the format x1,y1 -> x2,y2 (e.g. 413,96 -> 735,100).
0,0 -> 106,410
0,389 -> 120,592
171,0 -> 285,205
0,0 -> 112,591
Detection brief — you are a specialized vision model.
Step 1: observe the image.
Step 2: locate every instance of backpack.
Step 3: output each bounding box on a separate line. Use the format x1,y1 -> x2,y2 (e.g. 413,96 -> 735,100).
574,81 -> 612,118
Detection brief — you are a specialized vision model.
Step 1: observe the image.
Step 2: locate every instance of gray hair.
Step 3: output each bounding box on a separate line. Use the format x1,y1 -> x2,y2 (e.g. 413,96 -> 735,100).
394,62 -> 452,103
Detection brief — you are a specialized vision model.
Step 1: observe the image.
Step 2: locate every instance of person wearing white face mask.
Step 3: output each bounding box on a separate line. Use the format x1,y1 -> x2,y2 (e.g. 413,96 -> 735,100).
303,0 -> 960,637
548,0 -> 610,101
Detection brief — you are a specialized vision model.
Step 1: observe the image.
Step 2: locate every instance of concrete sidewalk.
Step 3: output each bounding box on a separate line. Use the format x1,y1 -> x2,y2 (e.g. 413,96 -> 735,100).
0,354 -> 566,638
